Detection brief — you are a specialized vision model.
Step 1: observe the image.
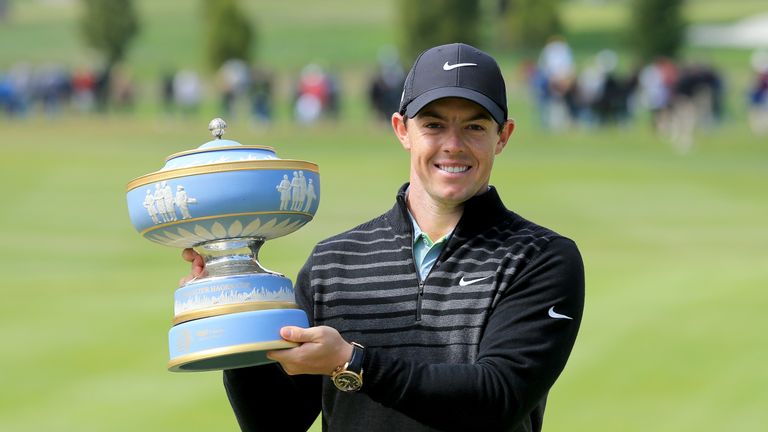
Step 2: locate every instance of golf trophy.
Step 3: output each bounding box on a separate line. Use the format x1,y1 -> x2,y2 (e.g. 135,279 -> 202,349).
126,118 -> 317,372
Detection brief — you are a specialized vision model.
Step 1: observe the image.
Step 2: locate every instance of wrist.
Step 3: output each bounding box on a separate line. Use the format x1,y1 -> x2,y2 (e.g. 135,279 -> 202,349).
333,342 -> 354,375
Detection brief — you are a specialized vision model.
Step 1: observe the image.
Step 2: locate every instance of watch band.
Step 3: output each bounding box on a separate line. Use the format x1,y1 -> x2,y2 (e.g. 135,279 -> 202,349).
347,342 -> 365,374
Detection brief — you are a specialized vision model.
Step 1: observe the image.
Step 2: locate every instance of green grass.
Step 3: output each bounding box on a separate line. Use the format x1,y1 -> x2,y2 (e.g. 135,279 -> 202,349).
1,115 -> 765,432
1,1 -> 767,431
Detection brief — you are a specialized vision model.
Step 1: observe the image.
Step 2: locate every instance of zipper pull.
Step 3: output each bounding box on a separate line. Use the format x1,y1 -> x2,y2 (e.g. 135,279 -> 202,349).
416,281 -> 425,321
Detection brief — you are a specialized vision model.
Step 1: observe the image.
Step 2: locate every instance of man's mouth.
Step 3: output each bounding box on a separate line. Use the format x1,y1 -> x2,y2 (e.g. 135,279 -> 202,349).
436,164 -> 470,173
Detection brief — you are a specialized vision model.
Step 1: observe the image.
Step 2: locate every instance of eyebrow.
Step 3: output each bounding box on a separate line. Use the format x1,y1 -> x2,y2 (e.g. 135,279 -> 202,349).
418,109 -> 494,123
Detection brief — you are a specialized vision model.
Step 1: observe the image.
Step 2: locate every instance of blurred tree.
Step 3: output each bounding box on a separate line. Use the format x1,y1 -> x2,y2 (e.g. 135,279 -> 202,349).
629,0 -> 687,62
80,0 -> 139,67
398,0 -> 481,63
0,0 -> 10,22
204,0 -> 254,70
80,0 -> 139,111
498,0 -> 563,52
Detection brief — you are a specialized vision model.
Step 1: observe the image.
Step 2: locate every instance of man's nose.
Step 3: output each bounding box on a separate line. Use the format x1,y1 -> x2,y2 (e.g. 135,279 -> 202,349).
442,127 -> 465,151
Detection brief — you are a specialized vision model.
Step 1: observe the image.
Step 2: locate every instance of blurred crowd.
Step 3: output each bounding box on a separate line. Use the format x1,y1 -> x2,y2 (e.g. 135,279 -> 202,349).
2,42 -> 767,148
159,59 -> 278,123
526,37 -> 728,151
163,59 -> 341,125
0,63 -> 135,117
523,37 -> 768,149
0,58 -> 342,125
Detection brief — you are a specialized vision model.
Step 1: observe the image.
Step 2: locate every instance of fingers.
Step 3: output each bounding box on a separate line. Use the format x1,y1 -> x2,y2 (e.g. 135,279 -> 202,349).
265,348 -> 295,373
182,248 -> 205,271
279,326 -> 315,343
181,248 -> 199,262
182,248 -> 205,273
179,248 -> 205,286
267,326 -> 353,376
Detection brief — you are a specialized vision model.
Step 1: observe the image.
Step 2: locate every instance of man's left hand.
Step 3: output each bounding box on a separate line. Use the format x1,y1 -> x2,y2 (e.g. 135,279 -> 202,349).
266,326 -> 353,376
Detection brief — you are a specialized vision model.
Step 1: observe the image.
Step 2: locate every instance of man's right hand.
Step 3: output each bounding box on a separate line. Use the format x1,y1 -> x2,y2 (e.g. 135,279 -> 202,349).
180,248 -> 205,286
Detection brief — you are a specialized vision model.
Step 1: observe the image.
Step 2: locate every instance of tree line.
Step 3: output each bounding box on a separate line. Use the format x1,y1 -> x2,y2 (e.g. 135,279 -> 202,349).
82,0 -> 686,73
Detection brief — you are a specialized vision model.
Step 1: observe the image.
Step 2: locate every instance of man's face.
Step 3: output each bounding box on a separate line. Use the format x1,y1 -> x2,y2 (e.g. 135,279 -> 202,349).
392,97 -> 514,208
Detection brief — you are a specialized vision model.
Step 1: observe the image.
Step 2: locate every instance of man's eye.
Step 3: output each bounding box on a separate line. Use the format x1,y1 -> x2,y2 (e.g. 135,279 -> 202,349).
467,124 -> 485,131
424,123 -> 443,129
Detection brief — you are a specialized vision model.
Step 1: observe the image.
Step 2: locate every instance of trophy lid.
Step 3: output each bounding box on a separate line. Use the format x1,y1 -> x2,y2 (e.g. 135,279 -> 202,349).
161,118 -> 278,171
126,118 -> 319,192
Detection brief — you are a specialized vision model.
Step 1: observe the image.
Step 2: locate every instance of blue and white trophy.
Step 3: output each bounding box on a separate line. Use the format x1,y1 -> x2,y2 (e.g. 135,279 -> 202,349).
126,118 -> 317,372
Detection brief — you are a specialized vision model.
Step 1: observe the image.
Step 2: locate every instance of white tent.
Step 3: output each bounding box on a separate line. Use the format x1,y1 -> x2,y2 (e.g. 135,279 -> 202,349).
689,13 -> 768,48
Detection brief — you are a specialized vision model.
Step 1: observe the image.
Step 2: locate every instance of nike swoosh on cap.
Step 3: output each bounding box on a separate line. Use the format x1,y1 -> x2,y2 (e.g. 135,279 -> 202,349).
548,306 -> 573,320
443,61 -> 478,71
458,275 -> 492,286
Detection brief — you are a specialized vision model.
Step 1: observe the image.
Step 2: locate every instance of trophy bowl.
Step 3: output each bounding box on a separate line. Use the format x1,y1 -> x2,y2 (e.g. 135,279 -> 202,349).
126,118 -> 316,372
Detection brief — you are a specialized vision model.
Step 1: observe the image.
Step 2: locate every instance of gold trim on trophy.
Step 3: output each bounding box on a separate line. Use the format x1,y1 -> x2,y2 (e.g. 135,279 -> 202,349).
126,160 -> 320,192
173,302 -> 300,325
167,340 -> 298,372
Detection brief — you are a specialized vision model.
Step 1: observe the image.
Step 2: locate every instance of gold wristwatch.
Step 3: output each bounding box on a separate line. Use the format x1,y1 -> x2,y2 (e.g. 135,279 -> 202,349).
331,342 -> 364,392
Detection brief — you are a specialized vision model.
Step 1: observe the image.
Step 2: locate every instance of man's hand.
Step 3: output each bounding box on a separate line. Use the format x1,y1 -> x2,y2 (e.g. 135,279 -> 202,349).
180,248 -> 205,286
267,326 -> 353,376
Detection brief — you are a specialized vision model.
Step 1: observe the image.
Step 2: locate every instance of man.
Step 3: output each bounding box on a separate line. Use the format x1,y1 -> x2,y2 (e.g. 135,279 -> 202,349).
183,43 -> 584,431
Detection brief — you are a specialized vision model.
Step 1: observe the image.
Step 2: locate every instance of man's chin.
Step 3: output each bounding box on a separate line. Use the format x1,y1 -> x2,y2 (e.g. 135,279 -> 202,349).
433,188 -> 475,206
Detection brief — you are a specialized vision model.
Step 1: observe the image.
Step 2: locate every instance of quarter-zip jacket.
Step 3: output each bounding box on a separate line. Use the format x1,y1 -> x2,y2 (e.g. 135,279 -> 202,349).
224,184 -> 584,432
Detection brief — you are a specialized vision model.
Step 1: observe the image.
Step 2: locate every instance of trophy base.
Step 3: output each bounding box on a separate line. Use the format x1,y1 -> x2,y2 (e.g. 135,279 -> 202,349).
168,308 -> 309,372
168,339 -> 298,372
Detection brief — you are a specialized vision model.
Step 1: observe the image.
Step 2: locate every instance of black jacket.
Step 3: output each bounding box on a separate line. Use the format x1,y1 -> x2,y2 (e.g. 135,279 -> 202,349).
224,184 -> 584,431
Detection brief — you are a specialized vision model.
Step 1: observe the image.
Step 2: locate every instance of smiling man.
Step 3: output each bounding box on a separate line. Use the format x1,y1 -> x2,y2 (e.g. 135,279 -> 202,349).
186,43 -> 584,432
392,96 -> 514,243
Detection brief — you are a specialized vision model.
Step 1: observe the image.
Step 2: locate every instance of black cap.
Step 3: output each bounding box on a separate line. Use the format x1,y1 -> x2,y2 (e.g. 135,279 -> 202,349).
399,43 -> 507,125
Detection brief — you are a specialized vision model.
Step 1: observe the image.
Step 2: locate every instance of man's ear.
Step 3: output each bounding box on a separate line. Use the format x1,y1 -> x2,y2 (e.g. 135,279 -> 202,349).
495,119 -> 515,155
391,112 -> 411,150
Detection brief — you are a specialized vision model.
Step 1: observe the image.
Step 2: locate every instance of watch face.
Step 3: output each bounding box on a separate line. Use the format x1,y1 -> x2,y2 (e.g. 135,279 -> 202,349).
333,371 -> 362,392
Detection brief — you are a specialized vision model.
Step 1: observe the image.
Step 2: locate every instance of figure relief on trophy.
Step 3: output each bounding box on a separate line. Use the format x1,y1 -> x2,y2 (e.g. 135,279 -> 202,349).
143,182 -> 197,224
126,118 -> 318,372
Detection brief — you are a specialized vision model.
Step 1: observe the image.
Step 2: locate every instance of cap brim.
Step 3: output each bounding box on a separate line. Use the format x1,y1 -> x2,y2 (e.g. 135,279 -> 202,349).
403,87 -> 506,125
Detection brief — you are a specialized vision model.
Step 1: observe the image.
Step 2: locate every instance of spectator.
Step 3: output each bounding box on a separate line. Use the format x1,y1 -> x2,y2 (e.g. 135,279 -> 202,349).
369,46 -> 405,122
174,69 -> 202,117
538,35 -> 577,130
217,58 -> 251,117
294,63 -> 331,124
249,66 -> 274,125
160,69 -> 176,115
110,63 -> 135,113
748,49 -> 768,135
71,66 -> 96,113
